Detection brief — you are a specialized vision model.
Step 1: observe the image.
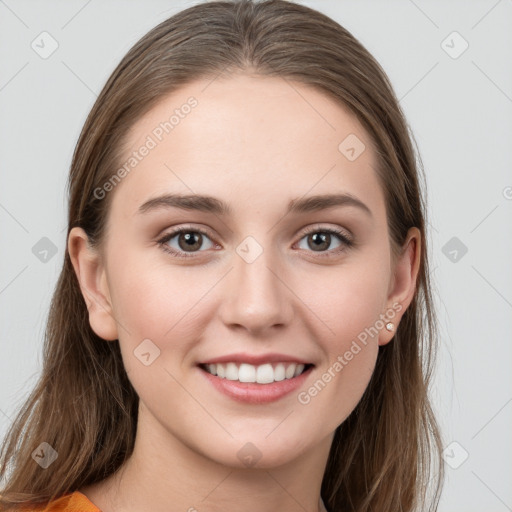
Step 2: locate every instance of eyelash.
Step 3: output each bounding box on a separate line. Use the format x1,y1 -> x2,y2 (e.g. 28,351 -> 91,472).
156,225 -> 354,259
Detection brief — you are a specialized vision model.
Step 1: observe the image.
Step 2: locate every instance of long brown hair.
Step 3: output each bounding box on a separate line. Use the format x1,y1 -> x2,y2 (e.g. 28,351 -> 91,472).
0,1 -> 444,510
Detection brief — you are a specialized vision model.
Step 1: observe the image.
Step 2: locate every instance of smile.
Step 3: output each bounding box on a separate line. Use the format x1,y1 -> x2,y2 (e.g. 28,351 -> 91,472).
200,362 -> 312,384
197,360 -> 315,404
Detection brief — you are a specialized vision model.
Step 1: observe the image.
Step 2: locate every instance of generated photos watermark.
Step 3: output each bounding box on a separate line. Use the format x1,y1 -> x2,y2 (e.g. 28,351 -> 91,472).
93,96 -> 198,200
297,301 -> 403,405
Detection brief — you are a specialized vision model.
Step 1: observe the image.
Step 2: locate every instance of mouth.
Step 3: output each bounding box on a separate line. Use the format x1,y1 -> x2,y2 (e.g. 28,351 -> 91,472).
198,361 -> 314,384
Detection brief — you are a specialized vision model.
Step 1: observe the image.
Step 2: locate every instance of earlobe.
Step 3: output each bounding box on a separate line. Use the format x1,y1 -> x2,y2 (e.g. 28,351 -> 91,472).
68,227 -> 118,341
378,227 -> 421,346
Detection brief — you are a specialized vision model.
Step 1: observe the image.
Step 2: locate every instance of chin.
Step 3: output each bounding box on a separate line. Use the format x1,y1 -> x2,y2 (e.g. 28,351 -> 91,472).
199,429 -> 317,470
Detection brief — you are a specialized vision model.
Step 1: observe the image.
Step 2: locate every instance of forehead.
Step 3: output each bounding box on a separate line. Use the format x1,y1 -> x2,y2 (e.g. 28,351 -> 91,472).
111,73 -> 385,221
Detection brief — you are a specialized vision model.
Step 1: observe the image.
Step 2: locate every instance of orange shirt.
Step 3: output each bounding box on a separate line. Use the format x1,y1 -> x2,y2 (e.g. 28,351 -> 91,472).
19,491 -> 101,512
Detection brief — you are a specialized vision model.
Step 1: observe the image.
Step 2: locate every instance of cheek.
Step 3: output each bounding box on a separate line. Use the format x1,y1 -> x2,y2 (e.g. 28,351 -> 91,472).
107,251 -> 216,354
313,255 -> 390,348
301,281 -> 382,429
294,255 -> 388,424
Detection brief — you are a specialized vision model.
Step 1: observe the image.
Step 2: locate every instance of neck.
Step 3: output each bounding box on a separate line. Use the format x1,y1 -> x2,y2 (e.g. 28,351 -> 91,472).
82,403 -> 334,512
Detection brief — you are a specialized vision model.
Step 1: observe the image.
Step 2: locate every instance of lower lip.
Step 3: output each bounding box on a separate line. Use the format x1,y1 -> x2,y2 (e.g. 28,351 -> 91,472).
198,365 -> 314,404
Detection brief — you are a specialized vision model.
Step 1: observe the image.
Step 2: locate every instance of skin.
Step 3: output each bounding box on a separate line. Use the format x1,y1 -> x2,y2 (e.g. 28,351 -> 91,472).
69,73 -> 420,512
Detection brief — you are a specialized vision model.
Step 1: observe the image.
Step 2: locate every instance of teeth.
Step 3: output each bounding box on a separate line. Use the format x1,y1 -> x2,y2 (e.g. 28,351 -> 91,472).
294,364 -> 305,377
225,362 -> 238,380
256,363 -> 274,384
274,363 -> 285,381
239,363 -> 256,382
285,364 -> 295,379
202,362 -> 308,383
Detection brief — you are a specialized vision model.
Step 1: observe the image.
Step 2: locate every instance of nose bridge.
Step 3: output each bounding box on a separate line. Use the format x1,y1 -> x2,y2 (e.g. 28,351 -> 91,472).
221,234 -> 293,333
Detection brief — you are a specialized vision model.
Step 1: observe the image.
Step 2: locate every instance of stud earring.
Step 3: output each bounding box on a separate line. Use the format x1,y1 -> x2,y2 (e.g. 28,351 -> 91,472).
385,322 -> 395,332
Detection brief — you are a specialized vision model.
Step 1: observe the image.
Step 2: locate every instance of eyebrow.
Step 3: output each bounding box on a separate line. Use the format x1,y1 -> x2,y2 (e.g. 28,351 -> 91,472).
137,192 -> 372,217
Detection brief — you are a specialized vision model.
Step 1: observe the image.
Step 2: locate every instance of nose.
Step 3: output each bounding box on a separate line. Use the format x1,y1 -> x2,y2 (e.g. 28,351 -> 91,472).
218,242 -> 294,336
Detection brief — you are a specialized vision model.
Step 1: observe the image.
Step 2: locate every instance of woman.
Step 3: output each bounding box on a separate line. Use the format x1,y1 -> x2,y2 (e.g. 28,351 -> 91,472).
0,1 -> 444,510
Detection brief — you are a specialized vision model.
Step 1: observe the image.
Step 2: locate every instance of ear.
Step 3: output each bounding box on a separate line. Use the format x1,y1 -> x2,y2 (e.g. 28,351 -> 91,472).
378,226 -> 421,346
68,227 -> 118,341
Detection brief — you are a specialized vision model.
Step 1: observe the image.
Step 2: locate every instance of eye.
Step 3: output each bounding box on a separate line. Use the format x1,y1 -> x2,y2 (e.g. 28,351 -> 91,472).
295,226 -> 354,257
157,226 -> 216,258
157,224 -> 354,260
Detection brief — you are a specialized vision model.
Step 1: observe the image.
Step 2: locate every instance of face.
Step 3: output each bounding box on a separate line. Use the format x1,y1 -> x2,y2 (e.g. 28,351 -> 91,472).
71,74 -> 417,470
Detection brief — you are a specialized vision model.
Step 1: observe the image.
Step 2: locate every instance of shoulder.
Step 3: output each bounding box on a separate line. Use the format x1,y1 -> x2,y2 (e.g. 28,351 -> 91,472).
16,491 -> 101,512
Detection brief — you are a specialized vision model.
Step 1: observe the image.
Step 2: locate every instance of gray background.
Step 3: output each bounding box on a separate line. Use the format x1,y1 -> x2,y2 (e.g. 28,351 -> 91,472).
1,0 -> 511,510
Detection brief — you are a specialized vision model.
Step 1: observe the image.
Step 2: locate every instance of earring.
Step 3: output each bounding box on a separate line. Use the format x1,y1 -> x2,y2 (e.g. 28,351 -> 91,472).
385,322 -> 395,332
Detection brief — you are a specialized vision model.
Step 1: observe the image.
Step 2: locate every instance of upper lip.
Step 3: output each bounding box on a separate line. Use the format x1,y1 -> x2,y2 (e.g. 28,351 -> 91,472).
199,352 -> 314,366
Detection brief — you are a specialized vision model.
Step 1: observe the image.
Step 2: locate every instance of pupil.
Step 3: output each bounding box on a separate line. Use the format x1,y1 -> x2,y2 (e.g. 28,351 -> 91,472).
310,233 -> 329,251
180,232 -> 201,251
